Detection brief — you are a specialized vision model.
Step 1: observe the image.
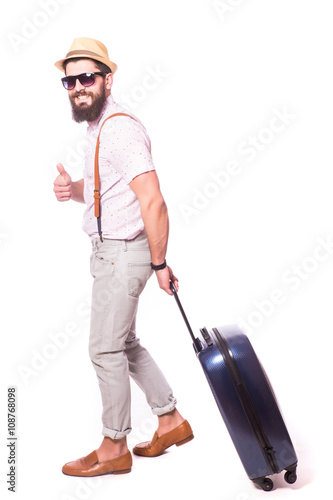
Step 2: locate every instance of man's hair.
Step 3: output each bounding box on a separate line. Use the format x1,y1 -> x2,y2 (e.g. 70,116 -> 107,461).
63,57 -> 111,74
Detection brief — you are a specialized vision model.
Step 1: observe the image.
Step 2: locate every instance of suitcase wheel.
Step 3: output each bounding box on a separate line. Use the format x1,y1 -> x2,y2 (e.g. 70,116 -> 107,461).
284,469 -> 297,484
261,478 -> 274,491
253,477 -> 274,492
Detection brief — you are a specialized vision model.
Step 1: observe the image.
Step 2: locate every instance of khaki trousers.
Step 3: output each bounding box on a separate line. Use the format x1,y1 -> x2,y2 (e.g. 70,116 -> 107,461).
89,230 -> 177,439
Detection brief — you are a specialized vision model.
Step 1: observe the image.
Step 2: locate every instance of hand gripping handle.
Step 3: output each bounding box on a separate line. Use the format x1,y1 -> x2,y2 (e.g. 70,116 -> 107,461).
170,281 -> 202,353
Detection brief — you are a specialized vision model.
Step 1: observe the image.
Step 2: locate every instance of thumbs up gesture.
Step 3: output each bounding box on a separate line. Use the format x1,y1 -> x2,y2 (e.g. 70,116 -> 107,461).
53,163 -> 73,201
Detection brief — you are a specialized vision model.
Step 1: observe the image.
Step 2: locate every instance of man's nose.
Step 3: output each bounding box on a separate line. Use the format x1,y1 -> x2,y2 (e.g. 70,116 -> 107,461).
74,77 -> 85,92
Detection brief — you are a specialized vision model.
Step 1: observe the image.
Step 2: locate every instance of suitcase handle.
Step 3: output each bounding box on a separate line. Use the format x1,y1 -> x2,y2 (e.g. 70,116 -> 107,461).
170,281 -> 202,353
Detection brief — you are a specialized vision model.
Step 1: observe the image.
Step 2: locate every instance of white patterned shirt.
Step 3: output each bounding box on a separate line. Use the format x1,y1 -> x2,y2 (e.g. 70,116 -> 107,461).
82,95 -> 155,240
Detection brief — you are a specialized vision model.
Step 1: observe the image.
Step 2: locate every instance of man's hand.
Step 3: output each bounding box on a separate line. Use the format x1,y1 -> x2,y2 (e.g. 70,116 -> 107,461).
155,266 -> 179,296
54,163 -> 72,201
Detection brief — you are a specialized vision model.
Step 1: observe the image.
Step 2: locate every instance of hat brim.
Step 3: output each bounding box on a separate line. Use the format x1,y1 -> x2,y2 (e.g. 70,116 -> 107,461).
54,52 -> 117,74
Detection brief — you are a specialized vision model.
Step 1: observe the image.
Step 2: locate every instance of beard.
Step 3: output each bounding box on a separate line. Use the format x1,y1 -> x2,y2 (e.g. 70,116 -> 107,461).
69,86 -> 107,123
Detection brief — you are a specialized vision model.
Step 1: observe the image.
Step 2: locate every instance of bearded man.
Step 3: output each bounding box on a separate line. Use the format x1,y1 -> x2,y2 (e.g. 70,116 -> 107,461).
53,38 -> 193,477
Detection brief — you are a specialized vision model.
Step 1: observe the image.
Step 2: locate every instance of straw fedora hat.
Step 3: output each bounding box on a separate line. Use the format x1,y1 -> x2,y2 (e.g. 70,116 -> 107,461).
54,37 -> 118,73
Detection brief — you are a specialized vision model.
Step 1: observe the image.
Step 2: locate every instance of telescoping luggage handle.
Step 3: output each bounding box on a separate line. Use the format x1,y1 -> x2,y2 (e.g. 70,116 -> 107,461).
170,281 -> 203,353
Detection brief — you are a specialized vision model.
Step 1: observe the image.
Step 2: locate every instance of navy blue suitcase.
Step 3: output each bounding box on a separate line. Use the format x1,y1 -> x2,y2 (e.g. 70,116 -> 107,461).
170,282 -> 297,491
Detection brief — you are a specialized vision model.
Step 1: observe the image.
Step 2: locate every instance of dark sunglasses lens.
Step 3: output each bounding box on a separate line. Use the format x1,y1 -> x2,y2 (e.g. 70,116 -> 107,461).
62,77 -> 75,90
61,73 -> 98,90
78,74 -> 95,87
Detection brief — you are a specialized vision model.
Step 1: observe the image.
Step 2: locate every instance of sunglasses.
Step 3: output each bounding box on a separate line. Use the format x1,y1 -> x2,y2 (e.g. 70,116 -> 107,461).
61,72 -> 106,90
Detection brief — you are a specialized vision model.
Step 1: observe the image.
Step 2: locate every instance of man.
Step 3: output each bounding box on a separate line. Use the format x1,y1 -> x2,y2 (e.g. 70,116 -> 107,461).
53,38 -> 193,477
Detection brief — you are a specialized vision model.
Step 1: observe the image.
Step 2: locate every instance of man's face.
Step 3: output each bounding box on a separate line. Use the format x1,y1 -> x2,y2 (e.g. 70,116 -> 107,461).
65,59 -> 111,123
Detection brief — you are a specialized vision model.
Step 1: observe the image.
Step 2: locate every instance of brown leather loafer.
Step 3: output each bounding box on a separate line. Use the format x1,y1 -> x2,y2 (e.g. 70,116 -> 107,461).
133,420 -> 194,457
62,450 -> 132,477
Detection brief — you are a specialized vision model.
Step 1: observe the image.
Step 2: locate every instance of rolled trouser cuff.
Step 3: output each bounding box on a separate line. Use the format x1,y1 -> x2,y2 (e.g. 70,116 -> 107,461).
102,426 -> 132,440
151,398 -> 177,416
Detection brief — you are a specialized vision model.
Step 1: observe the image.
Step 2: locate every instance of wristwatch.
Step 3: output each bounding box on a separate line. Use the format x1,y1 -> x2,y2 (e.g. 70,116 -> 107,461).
151,260 -> 167,271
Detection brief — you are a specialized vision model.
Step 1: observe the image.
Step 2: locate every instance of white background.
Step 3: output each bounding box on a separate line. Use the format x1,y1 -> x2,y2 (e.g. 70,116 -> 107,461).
1,1 -> 332,499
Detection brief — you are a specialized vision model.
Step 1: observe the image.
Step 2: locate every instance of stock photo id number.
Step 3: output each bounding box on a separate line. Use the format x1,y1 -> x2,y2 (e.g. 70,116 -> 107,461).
7,387 -> 17,493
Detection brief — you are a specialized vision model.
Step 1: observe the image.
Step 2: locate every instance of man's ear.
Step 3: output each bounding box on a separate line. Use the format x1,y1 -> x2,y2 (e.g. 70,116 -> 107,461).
105,73 -> 113,90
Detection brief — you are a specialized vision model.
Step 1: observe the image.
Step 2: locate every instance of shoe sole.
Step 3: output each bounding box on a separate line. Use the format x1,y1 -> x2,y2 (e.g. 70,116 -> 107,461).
175,434 -> 194,447
113,468 -> 132,475
62,468 -> 132,477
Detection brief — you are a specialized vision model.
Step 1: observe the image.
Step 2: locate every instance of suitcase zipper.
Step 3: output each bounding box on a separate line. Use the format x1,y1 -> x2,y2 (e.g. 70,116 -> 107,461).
212,328 -> 280,475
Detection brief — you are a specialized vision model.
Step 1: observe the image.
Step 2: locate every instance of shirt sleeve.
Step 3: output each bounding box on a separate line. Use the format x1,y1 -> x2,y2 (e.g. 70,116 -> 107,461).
99,116 -> 155,184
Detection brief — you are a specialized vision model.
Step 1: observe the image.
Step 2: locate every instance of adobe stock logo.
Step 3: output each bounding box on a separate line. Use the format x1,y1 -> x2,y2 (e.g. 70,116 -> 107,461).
238,234 -> 333,336
212,0 -> 247,21
7,0 -> 71,53
179,106 -> 296,223
61,477 -> 102,500
17,275 -> 126,385
119,65 -> 169,110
